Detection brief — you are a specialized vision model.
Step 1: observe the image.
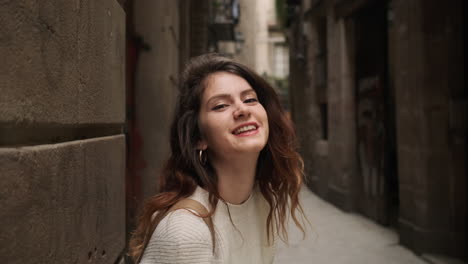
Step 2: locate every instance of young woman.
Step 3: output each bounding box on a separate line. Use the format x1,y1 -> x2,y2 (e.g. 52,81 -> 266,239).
129,54 -> 306,263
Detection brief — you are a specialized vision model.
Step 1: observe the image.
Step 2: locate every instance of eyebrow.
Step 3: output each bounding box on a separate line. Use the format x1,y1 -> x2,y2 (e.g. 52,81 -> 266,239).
206,88 -> 256,105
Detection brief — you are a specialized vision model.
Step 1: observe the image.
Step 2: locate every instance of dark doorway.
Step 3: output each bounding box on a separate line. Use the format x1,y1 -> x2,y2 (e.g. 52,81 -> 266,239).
354,1 -> 398,226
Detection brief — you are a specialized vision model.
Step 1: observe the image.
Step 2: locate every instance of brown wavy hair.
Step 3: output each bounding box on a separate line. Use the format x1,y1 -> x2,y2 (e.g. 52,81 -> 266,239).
129,53 -> 306,262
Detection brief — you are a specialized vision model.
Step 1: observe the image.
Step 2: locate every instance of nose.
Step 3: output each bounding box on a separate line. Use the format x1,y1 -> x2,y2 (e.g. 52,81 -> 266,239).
233,101 -> 250,119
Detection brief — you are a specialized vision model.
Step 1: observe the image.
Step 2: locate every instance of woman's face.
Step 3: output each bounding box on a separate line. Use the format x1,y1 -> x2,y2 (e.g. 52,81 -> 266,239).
198,72 -> 269,159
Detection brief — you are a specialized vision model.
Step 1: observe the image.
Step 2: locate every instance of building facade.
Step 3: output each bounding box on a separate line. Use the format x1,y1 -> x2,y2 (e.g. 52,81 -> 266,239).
287,0 -> 466,260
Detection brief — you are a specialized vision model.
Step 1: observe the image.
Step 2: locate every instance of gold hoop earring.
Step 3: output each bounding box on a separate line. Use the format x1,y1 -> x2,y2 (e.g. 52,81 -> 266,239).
199,149 -> 207,166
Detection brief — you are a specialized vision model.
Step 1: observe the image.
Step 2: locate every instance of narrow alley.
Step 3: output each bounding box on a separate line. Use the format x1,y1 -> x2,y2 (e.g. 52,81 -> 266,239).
275,188 -> 465,264
1,0 -> 466,263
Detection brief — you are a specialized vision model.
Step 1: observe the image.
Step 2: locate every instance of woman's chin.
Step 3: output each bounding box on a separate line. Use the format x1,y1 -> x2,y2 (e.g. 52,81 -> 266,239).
235,143 -> 267,154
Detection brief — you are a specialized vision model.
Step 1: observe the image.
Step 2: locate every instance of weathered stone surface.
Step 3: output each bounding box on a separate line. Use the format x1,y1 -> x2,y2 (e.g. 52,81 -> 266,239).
321,11 -> 357,211
394,0 -> 466,258
0,135 -> 125,263
133,0 -> 180,199
0,0 -> 125,125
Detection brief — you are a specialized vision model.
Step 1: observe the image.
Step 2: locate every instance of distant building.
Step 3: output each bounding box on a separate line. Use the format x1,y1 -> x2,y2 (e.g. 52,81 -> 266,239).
287,0 -> 466,261
220,0 -> 291,110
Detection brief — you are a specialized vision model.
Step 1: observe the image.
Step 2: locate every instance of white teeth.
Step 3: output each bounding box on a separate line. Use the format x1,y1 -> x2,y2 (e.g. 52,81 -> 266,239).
234,125 -> 257,135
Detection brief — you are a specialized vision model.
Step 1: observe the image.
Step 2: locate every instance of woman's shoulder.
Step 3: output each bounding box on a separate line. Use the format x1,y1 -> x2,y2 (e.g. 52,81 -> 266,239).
141,209 -> 214,263
154,208 -> 212,243
152,186 -> 211,240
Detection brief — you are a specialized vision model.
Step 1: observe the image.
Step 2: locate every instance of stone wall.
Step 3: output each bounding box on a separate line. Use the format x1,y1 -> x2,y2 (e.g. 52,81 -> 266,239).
290,5 -> 323,196
288,5 -> 314,188
323,4 -> 358,211
293,0 -> 357,210
133,1 -> 180,200
0,0 -> 126,263
393,0 -> 467,258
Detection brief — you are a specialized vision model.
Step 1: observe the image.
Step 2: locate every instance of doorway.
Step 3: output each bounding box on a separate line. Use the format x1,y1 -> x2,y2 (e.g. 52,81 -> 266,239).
354,1 -> 398,226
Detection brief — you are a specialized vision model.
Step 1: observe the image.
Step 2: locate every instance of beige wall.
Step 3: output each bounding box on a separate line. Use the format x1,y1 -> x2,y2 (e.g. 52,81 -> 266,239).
0,0 -> 126,263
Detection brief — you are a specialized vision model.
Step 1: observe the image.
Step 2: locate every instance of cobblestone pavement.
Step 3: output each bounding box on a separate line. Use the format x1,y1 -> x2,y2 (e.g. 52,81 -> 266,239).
274,187 -> 428,264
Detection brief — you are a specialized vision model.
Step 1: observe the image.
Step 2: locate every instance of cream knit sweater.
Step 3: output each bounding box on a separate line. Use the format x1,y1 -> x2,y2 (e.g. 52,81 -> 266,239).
140,186 -> 275,264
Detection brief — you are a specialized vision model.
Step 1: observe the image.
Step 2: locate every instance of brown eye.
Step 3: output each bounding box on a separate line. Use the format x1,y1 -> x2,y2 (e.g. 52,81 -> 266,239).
244,98 -> 258,103
212,104 -> 228,110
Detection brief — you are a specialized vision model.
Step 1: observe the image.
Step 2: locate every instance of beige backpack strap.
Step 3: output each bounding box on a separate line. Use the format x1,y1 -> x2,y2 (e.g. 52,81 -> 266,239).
168,199 -> 216,254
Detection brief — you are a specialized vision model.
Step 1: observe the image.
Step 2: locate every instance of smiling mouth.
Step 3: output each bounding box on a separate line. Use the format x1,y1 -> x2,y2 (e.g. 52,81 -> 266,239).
232,124 -> 258,135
